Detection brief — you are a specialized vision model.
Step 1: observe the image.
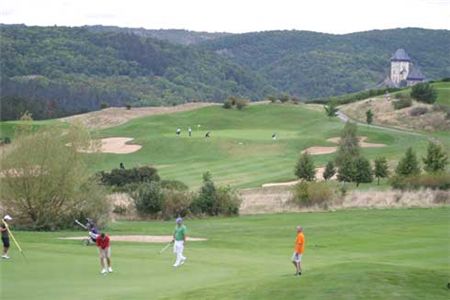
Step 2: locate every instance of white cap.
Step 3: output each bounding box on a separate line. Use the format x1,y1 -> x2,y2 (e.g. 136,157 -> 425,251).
3,215 -> 12,221
176,217 -> 183,224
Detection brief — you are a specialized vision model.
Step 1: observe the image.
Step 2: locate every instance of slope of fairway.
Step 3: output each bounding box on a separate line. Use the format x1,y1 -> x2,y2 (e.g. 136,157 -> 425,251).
1,208 -> 448,299
88,104 -> 434,188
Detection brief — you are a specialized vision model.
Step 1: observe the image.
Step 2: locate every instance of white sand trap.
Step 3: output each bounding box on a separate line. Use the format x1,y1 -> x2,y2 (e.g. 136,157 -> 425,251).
59,235 -> 207,243
302,136 -> 386,155
78,137 -> 142,154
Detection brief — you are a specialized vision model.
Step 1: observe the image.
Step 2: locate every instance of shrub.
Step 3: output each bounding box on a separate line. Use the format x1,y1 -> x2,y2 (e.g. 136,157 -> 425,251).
160,179 -> 188,191
366,109 -> 374,124
222,99 -> 233,109
99,166 -> 160,187
292,182 -> 333,208
100,102 -> 108,109
423,142 -> 448,173
410,83 -> 437,104
409,106 -> 428,116
235,98 -> 249,110
323,161 -> 336,180
125,104 -> 132,110
214,186 -> 241,216
2,137 -> 11,144
162,189 -> 193,219
395,147 -> 420,177
390,173 -> 450,190
392,97 -> 412,110
324,103 -> 338,117
132,182 -> 164,216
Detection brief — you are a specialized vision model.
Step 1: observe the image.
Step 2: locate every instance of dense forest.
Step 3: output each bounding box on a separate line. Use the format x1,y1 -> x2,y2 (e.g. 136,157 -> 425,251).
200,28 -> 450,98
0,25 -> 272,120
1,25 -> 449,120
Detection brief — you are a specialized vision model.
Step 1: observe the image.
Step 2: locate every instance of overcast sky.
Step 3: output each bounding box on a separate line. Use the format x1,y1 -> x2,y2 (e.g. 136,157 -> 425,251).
1,0 -> 449,34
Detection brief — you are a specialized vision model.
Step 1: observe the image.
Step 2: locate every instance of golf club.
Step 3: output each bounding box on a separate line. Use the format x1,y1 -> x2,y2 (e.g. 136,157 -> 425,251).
2,218 -> 27,262
158,241 -> 173,254
75,219 -> 88,230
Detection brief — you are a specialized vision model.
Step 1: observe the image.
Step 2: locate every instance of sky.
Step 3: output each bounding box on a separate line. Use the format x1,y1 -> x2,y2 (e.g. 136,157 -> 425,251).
1,0 -> 449,34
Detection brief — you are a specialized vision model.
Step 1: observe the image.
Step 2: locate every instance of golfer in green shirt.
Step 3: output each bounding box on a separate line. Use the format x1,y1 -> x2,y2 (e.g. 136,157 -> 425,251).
172,217 -> 187,267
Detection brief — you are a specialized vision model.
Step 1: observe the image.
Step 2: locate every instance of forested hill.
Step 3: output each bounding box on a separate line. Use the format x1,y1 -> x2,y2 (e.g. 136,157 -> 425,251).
200,28 -> 450,98
0,25 -> 272,120
1,25 -> 449,121
86,25 -> 232,45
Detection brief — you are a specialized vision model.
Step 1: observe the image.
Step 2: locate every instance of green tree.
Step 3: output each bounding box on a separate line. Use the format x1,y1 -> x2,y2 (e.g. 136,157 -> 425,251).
0,121 -> 108,230
353,157 -> 373,187
337,156 -> 356,183
335,121 -> 360,166
132,181 -> 164,216
366,109 -> 374,124
295,151 -> 316,181
324,102 -> 338,117
190,172 -> 217,215
422,142 -> 448,173
410,83 -> 437,104
323,161 -> 336,180
395,147 -> 421,177
374,157 -> 390,185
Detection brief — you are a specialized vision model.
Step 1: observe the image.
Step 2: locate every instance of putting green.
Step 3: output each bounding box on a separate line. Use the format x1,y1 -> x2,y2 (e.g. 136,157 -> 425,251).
1,207 -> 448,299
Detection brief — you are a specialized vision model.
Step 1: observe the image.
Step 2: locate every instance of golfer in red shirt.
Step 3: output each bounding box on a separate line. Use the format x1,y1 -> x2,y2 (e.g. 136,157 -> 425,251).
96,233 -> 112,274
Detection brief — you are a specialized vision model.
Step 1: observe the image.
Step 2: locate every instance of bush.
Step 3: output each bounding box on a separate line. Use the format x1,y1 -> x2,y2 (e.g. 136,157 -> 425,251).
214,186 -> 241,216
99,166 -> 160,187
292,182 -> 333,208
235,98 -> 249,110
100,102 -> 109,109
410,83 -> 437,104
222,99 -> 233,109
432,104 -> 450,119
390,173 -> 450,190
132,182 -> 164,216
160,179 -> 188,191
162,189 -> 193,219
409,106 -> 428,116
1,137 -> 11,144
392,97 -> 412,110
125,104 -> 131,110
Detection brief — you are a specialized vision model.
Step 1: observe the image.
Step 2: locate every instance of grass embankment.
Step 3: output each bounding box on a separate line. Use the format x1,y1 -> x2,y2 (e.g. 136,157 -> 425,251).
1,208 -> 448,300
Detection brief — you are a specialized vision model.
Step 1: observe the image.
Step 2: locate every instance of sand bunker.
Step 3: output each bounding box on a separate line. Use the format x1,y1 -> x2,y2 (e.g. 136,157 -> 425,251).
59,235 -> 207,243
302,136 -> 385,155
79,137 -> 142,154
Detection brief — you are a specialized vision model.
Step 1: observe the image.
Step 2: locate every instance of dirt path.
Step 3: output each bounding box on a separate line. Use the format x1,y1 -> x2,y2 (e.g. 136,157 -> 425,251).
60,102 -> 217,130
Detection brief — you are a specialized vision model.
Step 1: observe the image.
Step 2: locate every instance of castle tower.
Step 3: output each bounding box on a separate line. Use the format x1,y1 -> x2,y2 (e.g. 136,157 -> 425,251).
390,49 -> 411,87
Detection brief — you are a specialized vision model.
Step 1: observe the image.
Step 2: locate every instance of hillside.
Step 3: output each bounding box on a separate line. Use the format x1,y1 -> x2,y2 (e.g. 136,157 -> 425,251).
200,28 -> 450,98
86,25 -> 232,45
339,82 -> 450,132
0,25 -> 273,120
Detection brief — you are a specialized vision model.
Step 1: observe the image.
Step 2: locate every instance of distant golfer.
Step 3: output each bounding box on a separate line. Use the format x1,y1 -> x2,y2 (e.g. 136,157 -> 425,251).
272,133 -> 277,140
292,225 -> 305,276
119,162 -> 125,169
176,128 -> 181,136
205,131 -> 210,138
172,217 -> 187,267
1,215 -> 12,259
188,127 -> 192,137
96,232 -> 112,274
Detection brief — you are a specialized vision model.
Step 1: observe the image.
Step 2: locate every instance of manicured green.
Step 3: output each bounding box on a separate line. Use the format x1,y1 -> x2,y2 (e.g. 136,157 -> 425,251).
89,104 -> 434,188
1,207 -> 448,299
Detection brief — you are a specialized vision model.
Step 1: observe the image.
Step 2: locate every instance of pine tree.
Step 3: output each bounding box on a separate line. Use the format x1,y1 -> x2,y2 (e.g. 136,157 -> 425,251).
354,157 -> 373,186
337,156 -> 356,183
366,109 -> 373,124
295,151 -> 316,181
395,147 -> 420,177
374,157 -> 389,185
423,142 -> 448,173
323,161 -> 336,180
335,121 -> 360,166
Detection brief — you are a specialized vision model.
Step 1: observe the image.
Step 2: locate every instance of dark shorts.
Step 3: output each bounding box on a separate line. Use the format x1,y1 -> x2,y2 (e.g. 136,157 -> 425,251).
2,237 -> 10,248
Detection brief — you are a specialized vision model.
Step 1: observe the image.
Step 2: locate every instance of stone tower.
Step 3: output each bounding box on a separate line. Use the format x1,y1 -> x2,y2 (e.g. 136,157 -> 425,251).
390,48 -> 411,86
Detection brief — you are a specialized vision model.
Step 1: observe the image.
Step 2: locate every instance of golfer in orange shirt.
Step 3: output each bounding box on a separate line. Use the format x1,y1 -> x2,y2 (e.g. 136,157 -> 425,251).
292,225 -> 305,276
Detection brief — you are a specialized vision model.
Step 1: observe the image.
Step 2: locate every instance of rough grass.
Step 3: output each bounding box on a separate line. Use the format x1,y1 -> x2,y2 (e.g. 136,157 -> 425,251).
1,208 -> 449,300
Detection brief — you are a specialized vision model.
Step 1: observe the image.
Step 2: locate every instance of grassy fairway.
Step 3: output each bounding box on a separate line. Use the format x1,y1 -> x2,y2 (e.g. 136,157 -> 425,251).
1,207 -> 448,299
88,104 -> 434,188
